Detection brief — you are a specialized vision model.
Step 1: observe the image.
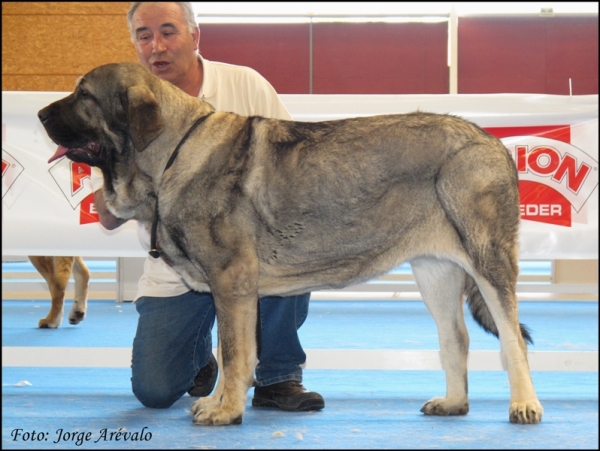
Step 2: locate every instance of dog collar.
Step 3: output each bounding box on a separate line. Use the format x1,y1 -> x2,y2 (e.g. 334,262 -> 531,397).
149,112 -> 214,259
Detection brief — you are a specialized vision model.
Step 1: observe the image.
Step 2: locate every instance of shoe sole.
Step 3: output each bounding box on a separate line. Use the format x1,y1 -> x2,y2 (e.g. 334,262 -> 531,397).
252,397 -> 325,412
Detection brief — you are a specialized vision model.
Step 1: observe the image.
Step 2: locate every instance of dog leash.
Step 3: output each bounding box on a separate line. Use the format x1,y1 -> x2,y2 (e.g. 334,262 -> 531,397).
149,112 -> 214,259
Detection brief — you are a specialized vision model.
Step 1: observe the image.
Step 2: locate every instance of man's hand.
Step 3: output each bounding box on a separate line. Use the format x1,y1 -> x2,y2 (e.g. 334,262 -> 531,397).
94,189 -> 128,230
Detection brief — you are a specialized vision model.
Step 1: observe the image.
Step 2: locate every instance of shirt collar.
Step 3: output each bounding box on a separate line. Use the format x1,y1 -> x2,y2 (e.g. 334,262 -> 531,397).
197,54 -> 216,99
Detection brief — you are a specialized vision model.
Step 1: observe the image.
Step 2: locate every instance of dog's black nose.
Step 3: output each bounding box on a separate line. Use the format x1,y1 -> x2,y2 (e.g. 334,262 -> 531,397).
38,108 -> 49,124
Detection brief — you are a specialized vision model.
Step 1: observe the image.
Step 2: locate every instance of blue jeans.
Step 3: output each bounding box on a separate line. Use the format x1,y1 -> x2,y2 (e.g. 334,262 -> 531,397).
131,291 -> 310,408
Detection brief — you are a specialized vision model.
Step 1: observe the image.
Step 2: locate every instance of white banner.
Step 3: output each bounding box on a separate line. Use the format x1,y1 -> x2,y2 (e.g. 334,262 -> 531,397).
2,92 -> 598,259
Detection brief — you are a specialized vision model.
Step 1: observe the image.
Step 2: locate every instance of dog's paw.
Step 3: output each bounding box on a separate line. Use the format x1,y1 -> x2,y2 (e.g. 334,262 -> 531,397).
192,405 -> 243,426
68,309 -> 86,325
509,400 -> 543,424
68,301 -> 86,325
38,317 -> 62,329
421,396 -> 469,416
191,395 -> 221,415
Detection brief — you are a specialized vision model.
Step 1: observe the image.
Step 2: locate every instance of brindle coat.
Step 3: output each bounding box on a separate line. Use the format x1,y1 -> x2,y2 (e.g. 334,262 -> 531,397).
38,63 -> 543,425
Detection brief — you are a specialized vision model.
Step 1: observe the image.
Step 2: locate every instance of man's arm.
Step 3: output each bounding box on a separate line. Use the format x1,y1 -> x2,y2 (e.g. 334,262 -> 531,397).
94,189 -> 127,230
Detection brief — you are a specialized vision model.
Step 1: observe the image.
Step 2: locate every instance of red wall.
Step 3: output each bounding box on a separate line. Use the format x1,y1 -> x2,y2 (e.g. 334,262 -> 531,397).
458,17 -> 598,95
199,17 -> 598,95
312,22 -> 448,94
199,24 -> 310,94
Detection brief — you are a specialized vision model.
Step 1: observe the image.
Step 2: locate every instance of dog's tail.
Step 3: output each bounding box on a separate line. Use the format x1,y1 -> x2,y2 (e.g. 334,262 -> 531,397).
465,276 -> 533,344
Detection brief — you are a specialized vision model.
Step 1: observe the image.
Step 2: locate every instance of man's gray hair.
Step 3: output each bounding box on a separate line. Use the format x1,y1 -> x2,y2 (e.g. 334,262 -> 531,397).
127,2 -> 198,40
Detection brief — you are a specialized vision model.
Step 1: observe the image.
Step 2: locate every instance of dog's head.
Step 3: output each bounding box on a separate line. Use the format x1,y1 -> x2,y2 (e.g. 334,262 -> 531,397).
38,62 -> 165,168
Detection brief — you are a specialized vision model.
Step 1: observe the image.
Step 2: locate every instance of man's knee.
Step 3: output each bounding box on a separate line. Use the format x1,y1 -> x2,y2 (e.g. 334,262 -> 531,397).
131,375 -> 184,409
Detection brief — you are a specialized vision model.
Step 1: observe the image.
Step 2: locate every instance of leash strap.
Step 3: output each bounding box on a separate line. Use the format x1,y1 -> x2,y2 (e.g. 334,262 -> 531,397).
149,113 -> 213,258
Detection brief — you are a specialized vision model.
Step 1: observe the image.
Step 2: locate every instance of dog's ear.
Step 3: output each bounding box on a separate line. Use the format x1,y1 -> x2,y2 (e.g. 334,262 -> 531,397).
126,85 -> 164,151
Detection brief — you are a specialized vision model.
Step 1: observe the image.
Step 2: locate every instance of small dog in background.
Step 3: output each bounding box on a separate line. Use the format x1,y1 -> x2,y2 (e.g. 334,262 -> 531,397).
27,256 -> 90,328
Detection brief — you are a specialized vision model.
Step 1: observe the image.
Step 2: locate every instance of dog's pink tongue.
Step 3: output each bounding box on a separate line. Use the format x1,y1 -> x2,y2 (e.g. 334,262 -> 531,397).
48,145 -> 69,163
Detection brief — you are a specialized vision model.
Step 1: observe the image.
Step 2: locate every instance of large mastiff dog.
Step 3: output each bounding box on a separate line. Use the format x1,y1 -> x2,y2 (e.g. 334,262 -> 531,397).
38,63 -> 542,425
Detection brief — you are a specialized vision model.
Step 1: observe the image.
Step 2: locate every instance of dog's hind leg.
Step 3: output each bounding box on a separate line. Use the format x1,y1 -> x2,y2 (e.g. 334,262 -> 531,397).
470,272 -> 543,424
68,257 -> 90,325
412,258 -> 470,416
435,141 -> 542,423
28,256 -> 73,328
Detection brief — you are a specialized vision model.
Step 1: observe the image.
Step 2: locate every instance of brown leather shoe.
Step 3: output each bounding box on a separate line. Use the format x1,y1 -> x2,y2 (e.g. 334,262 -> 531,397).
252,380 -> 325,411
187,354 -> 218,397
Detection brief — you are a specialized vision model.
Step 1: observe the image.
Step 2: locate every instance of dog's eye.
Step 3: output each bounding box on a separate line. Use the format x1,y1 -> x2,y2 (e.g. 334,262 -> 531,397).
80,89 -> 90,99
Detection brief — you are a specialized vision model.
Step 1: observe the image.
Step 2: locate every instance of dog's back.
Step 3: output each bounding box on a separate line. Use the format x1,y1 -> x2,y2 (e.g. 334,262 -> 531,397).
228,113 -> 520,298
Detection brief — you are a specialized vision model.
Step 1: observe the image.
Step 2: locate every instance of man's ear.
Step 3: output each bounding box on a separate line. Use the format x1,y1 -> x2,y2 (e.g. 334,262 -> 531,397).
126,85 -> 164,151
192,25 -> 200,52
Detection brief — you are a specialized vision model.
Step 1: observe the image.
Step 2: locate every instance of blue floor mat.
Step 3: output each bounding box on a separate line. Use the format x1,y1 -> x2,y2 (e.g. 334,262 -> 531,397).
2,299 -> 597,449
2,300 -> 597,351
2,368 -> 597,449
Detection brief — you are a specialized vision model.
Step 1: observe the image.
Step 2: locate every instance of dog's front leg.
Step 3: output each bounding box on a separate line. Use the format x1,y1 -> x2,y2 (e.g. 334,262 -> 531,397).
68,256 -> 90,325
193,255 -> 258,426
29,256 -> 71,328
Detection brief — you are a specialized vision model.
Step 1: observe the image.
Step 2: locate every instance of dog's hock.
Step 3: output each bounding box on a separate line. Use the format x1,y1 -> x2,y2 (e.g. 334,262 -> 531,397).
126,85 -> 164,151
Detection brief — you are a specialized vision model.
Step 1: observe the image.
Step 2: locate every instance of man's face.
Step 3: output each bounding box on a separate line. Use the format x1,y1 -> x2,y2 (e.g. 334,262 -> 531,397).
131,2 -> 199,88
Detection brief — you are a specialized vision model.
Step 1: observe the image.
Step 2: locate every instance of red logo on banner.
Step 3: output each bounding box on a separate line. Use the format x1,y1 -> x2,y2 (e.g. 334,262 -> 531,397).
80,192 -> 99,224
486,126 -> 598,228
71,162 -> 91,196
72,162 -> 99,225
2,148 -> 25,201
518,180 -> 571,226
48,157 -> 99,225
515,145 -> 591,194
